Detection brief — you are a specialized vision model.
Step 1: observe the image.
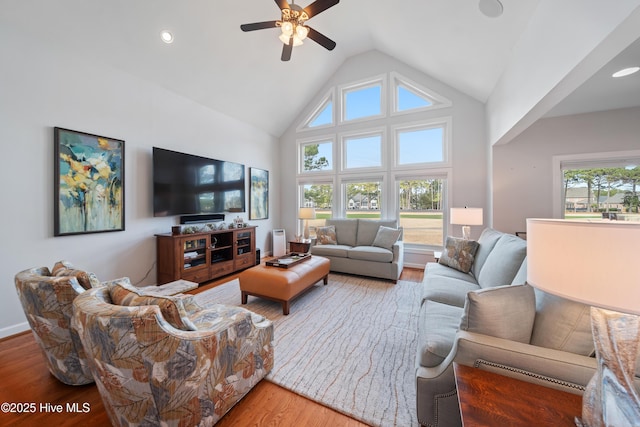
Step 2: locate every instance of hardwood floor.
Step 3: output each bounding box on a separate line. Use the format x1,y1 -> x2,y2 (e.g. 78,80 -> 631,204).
0,268 -> 423,426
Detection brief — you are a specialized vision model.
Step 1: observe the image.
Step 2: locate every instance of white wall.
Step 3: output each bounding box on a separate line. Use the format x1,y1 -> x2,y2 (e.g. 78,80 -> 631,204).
278,50 -> 487,267
487,0 -> 640,146
493,107 -> 640,233
0,26 -> 279,338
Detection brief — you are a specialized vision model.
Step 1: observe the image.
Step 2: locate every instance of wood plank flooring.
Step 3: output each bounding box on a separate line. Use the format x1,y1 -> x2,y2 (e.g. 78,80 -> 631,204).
0,268 -> 423,426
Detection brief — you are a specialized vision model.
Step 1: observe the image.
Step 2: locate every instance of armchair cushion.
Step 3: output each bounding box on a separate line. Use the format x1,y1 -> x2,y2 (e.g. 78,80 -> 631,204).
438,236 -> 479,273
459,284 -> 536,344
372,226 -> 402,250
530,290 -> 594,356
109,280 -> 197,331
54,267 -> 100,290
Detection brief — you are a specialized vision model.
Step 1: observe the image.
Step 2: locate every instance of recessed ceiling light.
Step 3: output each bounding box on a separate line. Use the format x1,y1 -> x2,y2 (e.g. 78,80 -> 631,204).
479,0 -> 503,18
612,67 -> 639,78
160,30 -> 174,44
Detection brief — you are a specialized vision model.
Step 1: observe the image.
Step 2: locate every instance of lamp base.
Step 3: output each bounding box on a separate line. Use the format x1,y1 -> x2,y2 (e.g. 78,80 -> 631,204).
303,220 -> 310,240
578,307 -> 640,427
462,225 -> 471,240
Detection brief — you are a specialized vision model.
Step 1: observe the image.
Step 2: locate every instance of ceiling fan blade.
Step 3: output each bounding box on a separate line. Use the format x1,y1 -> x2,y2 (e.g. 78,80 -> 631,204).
307,27 -> 336,50
281,36 -> 293,61
240,21 -> 279,32
303,0 -> 339,19
274,0 -> 290,11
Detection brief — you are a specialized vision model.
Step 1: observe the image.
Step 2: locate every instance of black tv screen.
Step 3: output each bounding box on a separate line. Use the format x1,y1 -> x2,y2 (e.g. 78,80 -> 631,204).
153,147 -> 246,217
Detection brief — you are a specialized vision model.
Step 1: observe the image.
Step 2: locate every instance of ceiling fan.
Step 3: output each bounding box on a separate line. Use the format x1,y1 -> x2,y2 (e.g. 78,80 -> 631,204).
240,0 -> 339,61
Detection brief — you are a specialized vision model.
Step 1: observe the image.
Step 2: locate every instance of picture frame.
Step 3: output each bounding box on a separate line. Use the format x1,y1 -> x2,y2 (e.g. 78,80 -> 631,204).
54,127 -> 125,236
249,167 -> 269,220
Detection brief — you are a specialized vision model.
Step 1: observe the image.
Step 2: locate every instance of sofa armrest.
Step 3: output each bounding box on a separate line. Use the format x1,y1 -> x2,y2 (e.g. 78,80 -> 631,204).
392,239 -> 404,264
453,330 -> 596,394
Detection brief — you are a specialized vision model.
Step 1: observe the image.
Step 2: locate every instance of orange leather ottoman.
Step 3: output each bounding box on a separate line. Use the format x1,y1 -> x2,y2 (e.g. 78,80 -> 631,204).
239,256 -> 330,315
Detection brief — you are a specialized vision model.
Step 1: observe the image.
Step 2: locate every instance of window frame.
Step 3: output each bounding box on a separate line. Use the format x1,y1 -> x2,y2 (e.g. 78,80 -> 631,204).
298,135 -> 336,175
339,75 -> 386,124
297,89 -> 335,132
340,128 -> 386,173
392,118 -> 452,169
390,72 -> 452,117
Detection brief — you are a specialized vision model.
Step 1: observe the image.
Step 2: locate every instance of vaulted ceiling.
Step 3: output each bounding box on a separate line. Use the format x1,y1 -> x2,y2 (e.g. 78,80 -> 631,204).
3,0 -> 639,137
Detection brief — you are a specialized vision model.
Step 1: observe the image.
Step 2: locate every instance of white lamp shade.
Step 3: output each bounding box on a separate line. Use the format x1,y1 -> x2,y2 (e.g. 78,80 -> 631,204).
450,208 -> 483,225
527,218 -> 640,315
298,207 -> 316,220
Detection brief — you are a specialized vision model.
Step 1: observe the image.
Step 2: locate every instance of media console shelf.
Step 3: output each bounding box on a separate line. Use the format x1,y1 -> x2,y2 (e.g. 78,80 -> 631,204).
155,226 -> 256,285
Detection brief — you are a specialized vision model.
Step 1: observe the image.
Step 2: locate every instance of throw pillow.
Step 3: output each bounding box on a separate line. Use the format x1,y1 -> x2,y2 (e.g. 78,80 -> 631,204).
54,267 -> 100,290
109,280 -> 197,331
438,236 -> 479,273
459,284 -> 536,343
316,225 -> 337,245
530,289 -> 594,356
372,226 -> 402,250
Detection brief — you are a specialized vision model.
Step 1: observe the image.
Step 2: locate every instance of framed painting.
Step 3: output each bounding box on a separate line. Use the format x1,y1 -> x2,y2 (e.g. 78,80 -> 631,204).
54,127 -> 125,236
249,167 -> 269,220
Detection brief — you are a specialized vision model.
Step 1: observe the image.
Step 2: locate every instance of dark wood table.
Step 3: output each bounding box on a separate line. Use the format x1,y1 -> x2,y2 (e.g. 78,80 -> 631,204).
454,363 -> 583,426
289,240 -> 311,253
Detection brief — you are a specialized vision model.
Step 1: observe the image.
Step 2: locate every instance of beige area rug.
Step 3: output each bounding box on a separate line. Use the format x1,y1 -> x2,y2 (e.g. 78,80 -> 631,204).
195,273 -> 421,427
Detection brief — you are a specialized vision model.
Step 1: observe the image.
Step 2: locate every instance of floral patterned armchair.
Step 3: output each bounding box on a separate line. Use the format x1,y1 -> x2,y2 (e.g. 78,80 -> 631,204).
72,278 -> 274,426
14,261 -> 100,385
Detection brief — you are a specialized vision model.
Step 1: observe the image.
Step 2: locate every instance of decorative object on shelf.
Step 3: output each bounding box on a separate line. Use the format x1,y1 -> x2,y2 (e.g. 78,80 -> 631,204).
54,127 -> 124,236
299,207 -> 316,239
450,207 -> 483,240
250,167 -> 269,220
527,218 -> 640,427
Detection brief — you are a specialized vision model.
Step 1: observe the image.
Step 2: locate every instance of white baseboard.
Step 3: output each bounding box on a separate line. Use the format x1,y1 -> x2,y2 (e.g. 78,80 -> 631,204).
0,322 -> 30,339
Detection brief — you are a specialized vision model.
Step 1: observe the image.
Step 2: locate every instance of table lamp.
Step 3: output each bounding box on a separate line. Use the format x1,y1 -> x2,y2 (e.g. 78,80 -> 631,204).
450,207 -> 483,240
298,207 -> 316,240
526,218 -> 640,427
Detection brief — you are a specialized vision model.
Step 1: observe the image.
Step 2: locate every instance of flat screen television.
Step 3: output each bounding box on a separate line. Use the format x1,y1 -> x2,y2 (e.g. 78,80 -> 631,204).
153,147 -> 246,217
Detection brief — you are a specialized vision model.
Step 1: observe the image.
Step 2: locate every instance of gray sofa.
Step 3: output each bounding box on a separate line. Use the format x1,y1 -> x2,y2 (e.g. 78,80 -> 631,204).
416,228 -> 598,427
310,218 -> 404,282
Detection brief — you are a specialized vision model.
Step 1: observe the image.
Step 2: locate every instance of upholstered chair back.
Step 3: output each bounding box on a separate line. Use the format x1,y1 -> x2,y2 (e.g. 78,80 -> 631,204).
14,262 -> 99,385
72,282 -> 274,426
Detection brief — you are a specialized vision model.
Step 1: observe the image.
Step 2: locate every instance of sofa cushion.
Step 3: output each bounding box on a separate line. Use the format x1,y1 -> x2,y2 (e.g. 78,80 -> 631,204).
418,300 -> 464,367
471,228 -> 504,278
310,244 -> 351,258
459,284 -> 536,343
438,237 -> 479,273
511,256 -> 527,285
476,234 -> 527,289
316,225 -> 337,245
109,280 -> 197,331
347,246 -> 394,263
357,219 -> 398,246
421,275 -> 480,307
326,219 -> 358,246
530,289 -> 594,356
372,226 -> 402,250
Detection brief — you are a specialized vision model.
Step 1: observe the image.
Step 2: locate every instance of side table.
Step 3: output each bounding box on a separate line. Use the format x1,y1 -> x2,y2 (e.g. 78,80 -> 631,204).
454,363 -> 582,426
289,240 -> 311,253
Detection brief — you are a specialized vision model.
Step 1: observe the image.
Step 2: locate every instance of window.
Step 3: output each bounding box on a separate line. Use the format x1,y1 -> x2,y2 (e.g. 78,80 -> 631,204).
391,72 -> 452,115
343,133 -> 382,170
299,183 -> 333,237
396,125 -> 445,165
341,78 -> 384,122
301,140 -> 333,173
296,72 -> 453,248
554,151 -> 640,221
345,180 -> 382,218
397,178 -> 446,246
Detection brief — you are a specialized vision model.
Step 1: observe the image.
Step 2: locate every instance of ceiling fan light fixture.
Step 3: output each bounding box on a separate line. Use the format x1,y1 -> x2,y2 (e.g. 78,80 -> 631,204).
296,25 -> 309,40
281,21 -> 294,36
279,33 -> 303,46
612,67 -> 640,78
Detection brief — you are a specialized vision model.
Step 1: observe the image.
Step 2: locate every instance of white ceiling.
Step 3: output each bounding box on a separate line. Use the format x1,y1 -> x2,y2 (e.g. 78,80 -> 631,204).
3,0 -> 639,137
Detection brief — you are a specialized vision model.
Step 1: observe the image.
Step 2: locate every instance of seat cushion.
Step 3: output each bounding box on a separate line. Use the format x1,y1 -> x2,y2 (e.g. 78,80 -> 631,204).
347,246 -> 393,263
109,280 -> 197,331
310,244 -> 351,258
421,275 -> 480,307
417,300 -> 464,367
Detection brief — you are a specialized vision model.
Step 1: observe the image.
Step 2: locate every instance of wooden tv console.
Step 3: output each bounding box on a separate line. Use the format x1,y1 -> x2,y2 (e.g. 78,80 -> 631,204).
155,226 -> 256,285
